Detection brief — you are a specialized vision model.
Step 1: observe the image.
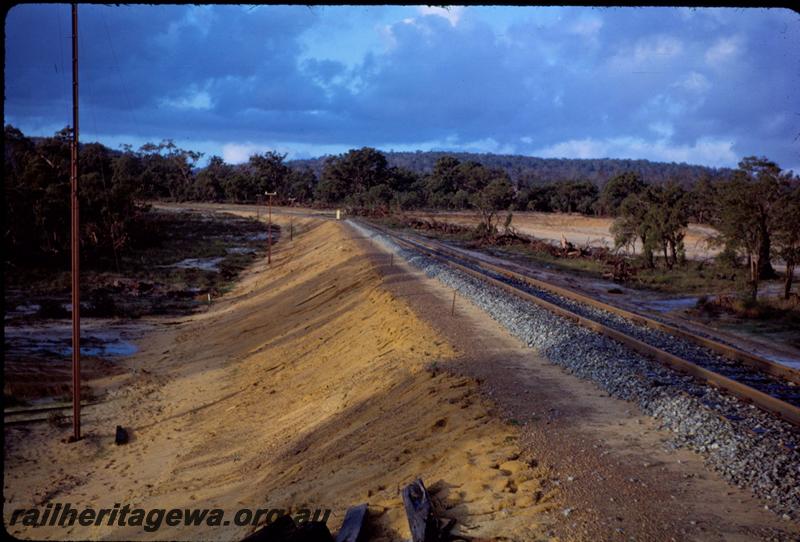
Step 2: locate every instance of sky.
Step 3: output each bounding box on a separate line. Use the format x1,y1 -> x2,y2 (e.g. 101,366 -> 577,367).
4,5 -> 800,170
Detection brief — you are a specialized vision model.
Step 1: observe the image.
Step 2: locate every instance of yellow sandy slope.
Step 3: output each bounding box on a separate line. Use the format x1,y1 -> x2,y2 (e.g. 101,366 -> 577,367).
4,216 -> 556,541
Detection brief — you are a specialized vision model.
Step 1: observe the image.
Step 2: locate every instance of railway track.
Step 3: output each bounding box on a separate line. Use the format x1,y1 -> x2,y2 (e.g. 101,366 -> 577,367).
359,220 -> 800,428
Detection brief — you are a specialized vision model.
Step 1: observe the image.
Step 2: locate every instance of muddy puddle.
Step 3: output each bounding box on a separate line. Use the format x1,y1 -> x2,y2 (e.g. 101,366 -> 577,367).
4,209 -> 272,405
638,297 -> 701,313
4,303 -> 41,319
3,319 -> 151,405
170,257 -> 226,272
246,231 -> 279,242
4,319 -> 149,359
226,246 -> 256,255
760,354 -> 800,371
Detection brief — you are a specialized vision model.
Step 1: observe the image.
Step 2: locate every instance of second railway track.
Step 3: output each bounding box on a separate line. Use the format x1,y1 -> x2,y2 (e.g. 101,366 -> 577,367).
359,220 -> 800,428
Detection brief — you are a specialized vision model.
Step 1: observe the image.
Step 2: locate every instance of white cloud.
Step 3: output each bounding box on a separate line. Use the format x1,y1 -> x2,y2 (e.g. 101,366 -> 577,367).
649,122 -> 674,139
156,6 -> 214,47
377,23 -> 399,50
161,85 -> 213,110
384,15 -> 434,43
534,136 -> 737,167
569,16 -> 603,37
608,35 -> 684,72
672,71 -> 711,94
221,141 -> 351,163
417,5 -> 464,26
460,137 -> 517,155
221,143 -> 264,164
534,138 -> 608,160
384,135 -> 518,155
633,35 -> 683,62
641,93 -> 688,117
705,36 -> 741,64
183,5 -> 214,35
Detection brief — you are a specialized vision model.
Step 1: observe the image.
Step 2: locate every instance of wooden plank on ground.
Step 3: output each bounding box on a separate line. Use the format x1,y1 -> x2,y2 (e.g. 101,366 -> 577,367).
402,479 -> 438,542
335,504 -> 368,542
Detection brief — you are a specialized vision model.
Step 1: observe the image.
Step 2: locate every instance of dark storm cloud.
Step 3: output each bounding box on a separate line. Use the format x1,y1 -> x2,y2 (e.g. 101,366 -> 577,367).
4,5 -> 799,169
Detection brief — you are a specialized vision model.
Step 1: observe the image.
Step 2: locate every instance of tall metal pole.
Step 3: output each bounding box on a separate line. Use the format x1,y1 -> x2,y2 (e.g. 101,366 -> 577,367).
265,192 -> 276,265
70,3 -> 81,442
268,195 -> 271,265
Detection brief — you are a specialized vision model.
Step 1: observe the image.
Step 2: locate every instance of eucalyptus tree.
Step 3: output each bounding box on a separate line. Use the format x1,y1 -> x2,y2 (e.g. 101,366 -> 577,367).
774,184 -> 800,299
611,182 -> 688,270
714,157 -> 789,299
194,156 -> 230,202
316,147 -> 389,204
598,172 -> 646,216
471,174 -> 515,238
249,151 -> 290,197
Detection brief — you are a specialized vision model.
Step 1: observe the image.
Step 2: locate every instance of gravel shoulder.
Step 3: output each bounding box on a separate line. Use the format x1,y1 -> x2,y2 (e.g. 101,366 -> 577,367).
346,220 -> 800,541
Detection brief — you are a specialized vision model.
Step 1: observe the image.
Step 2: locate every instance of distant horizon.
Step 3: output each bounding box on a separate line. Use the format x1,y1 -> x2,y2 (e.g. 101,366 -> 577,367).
283,147 -> 740,171
11,122 -> 797,174
17,127 -> 746,172
16,128 -> 771,174
13,126 -> 785,174
6,6 -> 798,171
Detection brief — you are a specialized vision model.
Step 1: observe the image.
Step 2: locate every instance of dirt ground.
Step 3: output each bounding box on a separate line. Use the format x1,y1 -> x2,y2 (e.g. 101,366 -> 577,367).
405,210 -> 720,260
3,214 -> 557,540
5,207 -> 797,541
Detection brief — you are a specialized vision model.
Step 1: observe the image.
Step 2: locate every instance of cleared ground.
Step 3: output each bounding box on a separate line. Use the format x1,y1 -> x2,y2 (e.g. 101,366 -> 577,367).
405,210 -> 719,260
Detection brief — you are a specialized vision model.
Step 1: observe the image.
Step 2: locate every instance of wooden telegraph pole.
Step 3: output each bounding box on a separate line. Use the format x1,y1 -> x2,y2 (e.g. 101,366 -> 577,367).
70,3 -> 81,442
265,192 -> 276,264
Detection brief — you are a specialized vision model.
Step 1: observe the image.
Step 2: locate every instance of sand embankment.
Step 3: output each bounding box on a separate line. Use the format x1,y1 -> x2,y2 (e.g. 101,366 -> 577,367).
4,216 -> 555,540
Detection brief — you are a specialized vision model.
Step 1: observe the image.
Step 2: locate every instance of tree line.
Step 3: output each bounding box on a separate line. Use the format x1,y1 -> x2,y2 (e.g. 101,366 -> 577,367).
291,150 -> 732,187
5,125 -> 143,266
5,125 -> 798,301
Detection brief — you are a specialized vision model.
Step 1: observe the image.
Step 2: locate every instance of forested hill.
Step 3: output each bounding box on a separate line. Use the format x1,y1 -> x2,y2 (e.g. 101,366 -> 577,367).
289,151 -> 733,188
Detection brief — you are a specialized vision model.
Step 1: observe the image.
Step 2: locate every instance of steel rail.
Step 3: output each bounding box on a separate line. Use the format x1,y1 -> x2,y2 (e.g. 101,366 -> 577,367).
370,222 -> 800,385
433,241 -> 800,385
361,221 -> 800,427
4,401 -> 97,417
